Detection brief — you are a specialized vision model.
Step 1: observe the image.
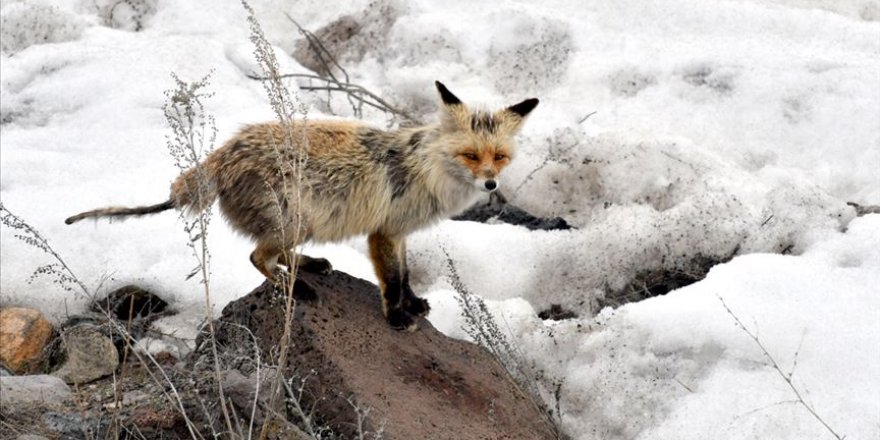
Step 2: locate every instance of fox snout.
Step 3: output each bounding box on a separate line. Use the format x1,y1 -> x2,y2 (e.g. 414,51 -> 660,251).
475,176 -> 498,192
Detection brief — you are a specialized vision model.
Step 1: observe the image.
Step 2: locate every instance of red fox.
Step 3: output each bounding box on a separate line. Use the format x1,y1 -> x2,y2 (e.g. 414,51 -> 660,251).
66,81 -> 538,330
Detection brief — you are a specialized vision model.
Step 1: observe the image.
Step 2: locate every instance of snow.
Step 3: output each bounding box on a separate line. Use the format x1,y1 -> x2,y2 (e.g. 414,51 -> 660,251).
1,0 -> 878,438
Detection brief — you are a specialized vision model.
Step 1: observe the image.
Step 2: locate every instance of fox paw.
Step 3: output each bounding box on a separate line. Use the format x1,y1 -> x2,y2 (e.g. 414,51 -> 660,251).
299,256 -> 333,275
403,296 -> 431,317
386,308 -> 418,332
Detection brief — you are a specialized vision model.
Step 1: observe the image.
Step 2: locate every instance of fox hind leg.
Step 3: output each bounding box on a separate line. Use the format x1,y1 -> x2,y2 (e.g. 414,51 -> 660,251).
251,244 -> 320,301
250,240 -> 284,282
278,253 -> 333,275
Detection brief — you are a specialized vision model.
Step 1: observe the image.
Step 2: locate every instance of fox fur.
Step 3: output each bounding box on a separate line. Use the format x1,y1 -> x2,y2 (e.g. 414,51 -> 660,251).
66,81 -> 538,330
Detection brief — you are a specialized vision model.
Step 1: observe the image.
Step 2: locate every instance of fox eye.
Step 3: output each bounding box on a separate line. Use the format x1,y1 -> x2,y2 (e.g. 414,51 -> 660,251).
462,152 -> 478,161
494,153 -> 507,161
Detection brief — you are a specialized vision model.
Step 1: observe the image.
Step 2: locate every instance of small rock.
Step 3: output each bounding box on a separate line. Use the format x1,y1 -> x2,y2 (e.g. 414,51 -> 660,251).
0,307 -> 54,374
538,304 -> 578,321
260,417 -> 312,440
0,374 -> 72,411
221,369 -> 278,424
52,324 -> 119,385
41,412 -> 107,439
0,365 -> 11,376
103,389 -> 150,410
91,285 -> 169,321
131,406 -> 183,430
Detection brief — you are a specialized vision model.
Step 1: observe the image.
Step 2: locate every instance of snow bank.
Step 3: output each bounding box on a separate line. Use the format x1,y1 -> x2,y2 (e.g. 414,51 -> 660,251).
1,0 -> 877,437
427,215 -> 880,439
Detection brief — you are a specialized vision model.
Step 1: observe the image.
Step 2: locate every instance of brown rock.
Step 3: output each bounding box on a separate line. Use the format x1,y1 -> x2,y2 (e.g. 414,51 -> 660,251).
212,270 -> 558,440
0,307 -> 53,374
291,1 -> 399,77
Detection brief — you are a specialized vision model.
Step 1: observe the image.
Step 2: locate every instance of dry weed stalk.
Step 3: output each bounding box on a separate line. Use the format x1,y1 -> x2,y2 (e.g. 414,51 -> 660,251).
717,294 -> 844,440
442,246 -> 568,440
0,204 -> 203,439
162,71 -> 238,438
239,2 -> 319,437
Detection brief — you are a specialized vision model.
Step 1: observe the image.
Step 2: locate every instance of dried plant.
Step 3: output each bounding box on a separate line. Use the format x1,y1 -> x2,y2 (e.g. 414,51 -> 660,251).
442,246 -> 568,439
717,294 -> 844,440
161,71 -> 247,438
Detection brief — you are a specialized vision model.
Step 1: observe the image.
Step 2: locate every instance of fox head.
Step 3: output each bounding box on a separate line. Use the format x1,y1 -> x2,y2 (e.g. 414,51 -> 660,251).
433,81 -> 538,193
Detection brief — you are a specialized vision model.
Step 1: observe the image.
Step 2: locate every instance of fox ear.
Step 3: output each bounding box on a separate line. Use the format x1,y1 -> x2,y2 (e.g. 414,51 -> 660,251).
507,98 -> 539,119
435,81 -> 463,106
498,98 -> 539,133
435,81 -> 470,131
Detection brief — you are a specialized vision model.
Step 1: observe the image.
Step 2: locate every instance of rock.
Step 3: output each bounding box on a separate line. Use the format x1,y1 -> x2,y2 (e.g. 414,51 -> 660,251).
91,284 -> 169,322
0,307 -> 54,374
209,270 -> 559,440
221,369 -> 278,424
0,365 -> 11,376
260,417 -> 313,440
538,304 -> 578,321
52,324 -> 119,385
41,412 -> 108,439
453,197 -> 571,231
291,1 -> 399,77
848,201 -> 880,216
0,374 -> 71,410
130,406 -> 186,436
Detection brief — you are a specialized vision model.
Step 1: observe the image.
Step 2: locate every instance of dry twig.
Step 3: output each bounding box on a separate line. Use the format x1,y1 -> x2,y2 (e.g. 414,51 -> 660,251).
717,294 -> 844,440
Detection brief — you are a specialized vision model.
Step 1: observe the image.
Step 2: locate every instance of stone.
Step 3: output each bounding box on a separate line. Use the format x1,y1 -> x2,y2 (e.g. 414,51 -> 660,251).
291,1 -> 399,78
209,270 -> 559,440
0,374 -> 71,411
91,284 -> 169,321
41,412 -> 108,439
0,307 -> 54,374
52,324 -> 119,385
221,369 -> 278,425
453,197 -> 571,231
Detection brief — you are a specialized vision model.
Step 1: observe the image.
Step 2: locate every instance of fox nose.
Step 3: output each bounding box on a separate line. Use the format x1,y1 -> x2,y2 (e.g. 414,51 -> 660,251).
484,179 -> 497,191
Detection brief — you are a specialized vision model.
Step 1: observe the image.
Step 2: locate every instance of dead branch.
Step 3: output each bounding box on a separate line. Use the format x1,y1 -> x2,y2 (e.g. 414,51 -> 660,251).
717,294 -> 844,440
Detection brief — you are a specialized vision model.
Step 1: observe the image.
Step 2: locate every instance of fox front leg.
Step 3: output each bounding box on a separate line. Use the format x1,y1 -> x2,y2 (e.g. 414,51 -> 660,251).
399,242 -> 430,317
368,233 -> 418,331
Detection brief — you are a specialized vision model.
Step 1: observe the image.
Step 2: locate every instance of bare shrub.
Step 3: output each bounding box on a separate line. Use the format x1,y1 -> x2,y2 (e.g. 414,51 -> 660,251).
442,247 -> 568,440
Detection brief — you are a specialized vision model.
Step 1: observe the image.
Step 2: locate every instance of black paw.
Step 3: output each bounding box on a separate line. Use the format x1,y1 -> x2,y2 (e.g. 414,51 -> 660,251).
299,256 -> 333,275
386,308 -> 418,332
403,296 -> 431,317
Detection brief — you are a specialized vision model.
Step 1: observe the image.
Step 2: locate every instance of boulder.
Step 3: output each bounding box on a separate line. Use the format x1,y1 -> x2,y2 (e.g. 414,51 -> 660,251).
291,1 -> 399,78
209,270 -> 558,440
0,374 -> 71,411
52,324 -> 119,385
0,307 -> 53,374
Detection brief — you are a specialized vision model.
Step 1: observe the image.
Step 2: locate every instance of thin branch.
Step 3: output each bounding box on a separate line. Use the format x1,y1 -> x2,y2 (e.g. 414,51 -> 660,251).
717,294 -> 844,440
577,111 -> 597,124
246,72 -> 420,124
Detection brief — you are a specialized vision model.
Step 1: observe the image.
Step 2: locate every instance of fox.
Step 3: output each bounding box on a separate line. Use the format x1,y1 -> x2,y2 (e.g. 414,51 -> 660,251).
65,81 -> 538,330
